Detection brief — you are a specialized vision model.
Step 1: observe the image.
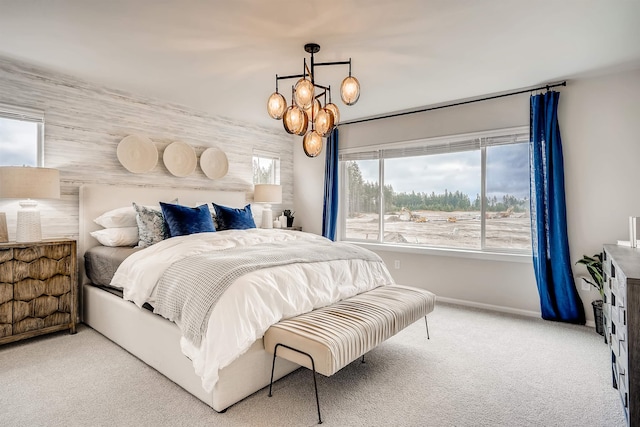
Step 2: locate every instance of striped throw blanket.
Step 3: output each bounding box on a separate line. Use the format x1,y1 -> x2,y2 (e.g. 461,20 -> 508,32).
153,240 -> 382,346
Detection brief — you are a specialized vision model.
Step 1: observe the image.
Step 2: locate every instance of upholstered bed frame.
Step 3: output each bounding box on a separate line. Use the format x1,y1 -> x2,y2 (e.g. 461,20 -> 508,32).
79,184 -> 299,412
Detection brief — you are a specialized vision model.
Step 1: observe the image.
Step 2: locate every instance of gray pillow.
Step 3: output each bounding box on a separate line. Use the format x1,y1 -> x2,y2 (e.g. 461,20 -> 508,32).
133,202 -> 169,248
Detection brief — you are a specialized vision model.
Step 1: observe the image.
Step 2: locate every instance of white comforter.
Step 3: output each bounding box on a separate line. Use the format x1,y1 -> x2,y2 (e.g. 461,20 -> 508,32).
111,229 -> 394,392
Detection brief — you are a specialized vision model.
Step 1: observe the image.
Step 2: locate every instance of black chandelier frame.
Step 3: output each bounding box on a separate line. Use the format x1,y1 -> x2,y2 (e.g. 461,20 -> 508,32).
273,43 -> 354,111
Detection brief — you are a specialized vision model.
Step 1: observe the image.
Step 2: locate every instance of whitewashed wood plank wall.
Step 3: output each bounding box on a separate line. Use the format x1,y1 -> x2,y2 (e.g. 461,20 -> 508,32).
0,57 -> 295,241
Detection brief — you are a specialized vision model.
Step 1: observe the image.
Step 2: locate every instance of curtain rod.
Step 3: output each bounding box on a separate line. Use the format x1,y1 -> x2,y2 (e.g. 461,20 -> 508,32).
340,81 -> 567,127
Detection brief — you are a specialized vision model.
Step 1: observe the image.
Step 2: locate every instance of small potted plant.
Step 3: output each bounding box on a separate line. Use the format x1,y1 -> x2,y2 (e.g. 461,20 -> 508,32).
283,210 -> 295,228
575,253 -> 605,336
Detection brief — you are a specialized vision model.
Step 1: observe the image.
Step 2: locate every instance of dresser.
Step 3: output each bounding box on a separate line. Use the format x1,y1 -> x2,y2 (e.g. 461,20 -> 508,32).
0,239 -> 77,345
603,244 -> 640,425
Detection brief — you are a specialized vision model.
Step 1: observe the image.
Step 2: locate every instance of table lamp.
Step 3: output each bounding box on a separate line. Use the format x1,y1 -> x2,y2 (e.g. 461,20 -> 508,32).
254,184 -> 282,229
0,166 -> 60,242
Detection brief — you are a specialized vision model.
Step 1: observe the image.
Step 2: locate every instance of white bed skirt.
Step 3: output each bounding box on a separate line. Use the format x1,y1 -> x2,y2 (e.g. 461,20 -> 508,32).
82,283 -> 299,412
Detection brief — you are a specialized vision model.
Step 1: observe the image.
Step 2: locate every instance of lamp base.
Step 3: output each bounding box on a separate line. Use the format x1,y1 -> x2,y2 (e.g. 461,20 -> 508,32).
0,212 -> 8,243
16,200 -> 42,242
261,204 -> 273,229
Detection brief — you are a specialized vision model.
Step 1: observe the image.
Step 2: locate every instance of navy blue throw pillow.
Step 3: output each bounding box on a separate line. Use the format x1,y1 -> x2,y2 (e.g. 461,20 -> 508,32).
159,202 -> 216,237
212,203 -> 256,231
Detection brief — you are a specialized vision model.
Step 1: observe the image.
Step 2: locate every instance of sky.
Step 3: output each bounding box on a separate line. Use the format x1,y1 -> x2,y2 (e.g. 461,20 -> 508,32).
0,117 -> 38,166
356,142 -> 530,200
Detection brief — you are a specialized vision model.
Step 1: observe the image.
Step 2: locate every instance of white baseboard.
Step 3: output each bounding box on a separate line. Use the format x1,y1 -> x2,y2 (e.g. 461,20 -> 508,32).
435,296 -> 540,318
435,296 -> 596,329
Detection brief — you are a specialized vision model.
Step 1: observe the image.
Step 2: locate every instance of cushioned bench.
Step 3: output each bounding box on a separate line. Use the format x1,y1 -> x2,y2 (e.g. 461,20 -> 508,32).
263,284 -> 436,424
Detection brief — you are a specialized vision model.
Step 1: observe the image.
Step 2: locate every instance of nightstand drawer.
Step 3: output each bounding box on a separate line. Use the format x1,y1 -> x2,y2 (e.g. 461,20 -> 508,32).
0,239 -> 77,345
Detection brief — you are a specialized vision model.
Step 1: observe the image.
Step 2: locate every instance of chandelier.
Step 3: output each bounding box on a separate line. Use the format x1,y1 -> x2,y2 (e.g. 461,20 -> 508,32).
267,43 -> 360,158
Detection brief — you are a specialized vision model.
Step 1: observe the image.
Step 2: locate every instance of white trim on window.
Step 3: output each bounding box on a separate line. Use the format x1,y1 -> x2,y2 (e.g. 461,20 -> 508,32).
338,126 -> 531,254
353,241 -> 532,263
339,126 -> 529,159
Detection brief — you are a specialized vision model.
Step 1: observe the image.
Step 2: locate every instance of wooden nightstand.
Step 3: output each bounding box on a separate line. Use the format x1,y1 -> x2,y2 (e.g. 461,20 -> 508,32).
0,239 -> 77,345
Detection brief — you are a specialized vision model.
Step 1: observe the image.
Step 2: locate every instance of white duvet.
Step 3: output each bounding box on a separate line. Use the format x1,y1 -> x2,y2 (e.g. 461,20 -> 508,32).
110,229 -> 394,392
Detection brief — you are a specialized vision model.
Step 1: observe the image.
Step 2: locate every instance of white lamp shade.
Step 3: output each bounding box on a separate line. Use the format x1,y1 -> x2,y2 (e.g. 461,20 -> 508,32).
254,184 -> 282,204
0,167 -> 60,199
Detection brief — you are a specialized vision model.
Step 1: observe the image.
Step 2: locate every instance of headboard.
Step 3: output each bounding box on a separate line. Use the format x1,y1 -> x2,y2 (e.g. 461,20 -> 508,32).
79,184 -> 248,283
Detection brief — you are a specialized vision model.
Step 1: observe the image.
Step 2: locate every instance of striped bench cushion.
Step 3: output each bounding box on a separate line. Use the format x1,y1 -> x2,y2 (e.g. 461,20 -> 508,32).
263,284 -> 436,377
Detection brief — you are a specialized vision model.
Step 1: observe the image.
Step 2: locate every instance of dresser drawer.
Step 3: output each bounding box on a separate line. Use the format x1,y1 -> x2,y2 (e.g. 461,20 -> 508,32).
603,244 -> 640,425
612,333 -> 622,358
611,304 -> 620,327
611,275 -> 619,294
618,365 -> 628,409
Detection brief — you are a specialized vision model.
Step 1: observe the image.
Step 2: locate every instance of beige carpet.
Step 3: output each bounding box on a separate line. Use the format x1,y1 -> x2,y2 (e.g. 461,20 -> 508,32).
0,303 -> 626,427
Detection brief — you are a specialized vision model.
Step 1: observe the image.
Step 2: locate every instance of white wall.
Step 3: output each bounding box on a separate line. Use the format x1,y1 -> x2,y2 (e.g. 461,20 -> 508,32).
561,68 -> 640,260
295,67 -> 640,323
0,57 -> 296,240
293,140 -> 325,234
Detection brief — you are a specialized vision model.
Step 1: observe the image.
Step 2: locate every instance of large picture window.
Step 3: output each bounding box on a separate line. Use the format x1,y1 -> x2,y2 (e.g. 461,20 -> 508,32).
339,127 -> 531,253
0,103 -> 44,167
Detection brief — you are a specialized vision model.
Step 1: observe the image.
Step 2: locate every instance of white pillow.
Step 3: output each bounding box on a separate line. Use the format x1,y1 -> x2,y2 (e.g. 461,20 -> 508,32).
94,200 -> 179,229
94,207 -> 138,228
90,227 -> 139,247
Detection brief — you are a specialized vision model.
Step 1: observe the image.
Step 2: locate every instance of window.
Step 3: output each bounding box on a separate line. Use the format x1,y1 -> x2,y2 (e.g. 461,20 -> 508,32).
252,150 -> 280,184
0,103 -> 44,167
339,127 -> 531,253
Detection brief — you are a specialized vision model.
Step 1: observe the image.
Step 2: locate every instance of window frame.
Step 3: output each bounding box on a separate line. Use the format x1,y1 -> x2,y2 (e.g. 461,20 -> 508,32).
0,102 -> 45,167
338,126 -> 531,259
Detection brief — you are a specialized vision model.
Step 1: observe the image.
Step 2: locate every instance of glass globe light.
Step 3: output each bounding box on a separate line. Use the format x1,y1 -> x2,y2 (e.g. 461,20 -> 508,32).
303,130 -> 324,158
340,75 -> 360,105
283,105 -> 308,136
325,103 -> 340,126
315,107 -> 335,137
304,99 -> 321,121
267,92 -> 287,119
294,78 -> 315,109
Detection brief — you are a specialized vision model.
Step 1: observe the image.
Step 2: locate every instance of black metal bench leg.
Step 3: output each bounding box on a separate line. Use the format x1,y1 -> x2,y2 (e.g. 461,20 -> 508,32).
268,345 -> 278,397
424,316 -> 430,339
268,343 -> 323,424
309,357 -> 322,424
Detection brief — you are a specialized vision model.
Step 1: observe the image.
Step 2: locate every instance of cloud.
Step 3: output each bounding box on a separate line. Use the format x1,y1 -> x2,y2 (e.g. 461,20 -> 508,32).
350,142 -> 530,199
486,143 -> 529,198
0,118 -> 38,166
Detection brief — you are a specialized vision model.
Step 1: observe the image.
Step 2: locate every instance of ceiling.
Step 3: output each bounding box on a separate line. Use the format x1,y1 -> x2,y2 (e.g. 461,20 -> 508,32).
1,1 -> 639,130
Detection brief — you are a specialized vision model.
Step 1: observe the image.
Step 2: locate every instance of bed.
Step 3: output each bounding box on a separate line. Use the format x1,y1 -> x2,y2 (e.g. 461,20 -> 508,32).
79,184 -> 395,412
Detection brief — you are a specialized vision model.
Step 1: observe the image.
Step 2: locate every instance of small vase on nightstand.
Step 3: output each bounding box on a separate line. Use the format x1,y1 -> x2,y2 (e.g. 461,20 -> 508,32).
283,210 -> 295,228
